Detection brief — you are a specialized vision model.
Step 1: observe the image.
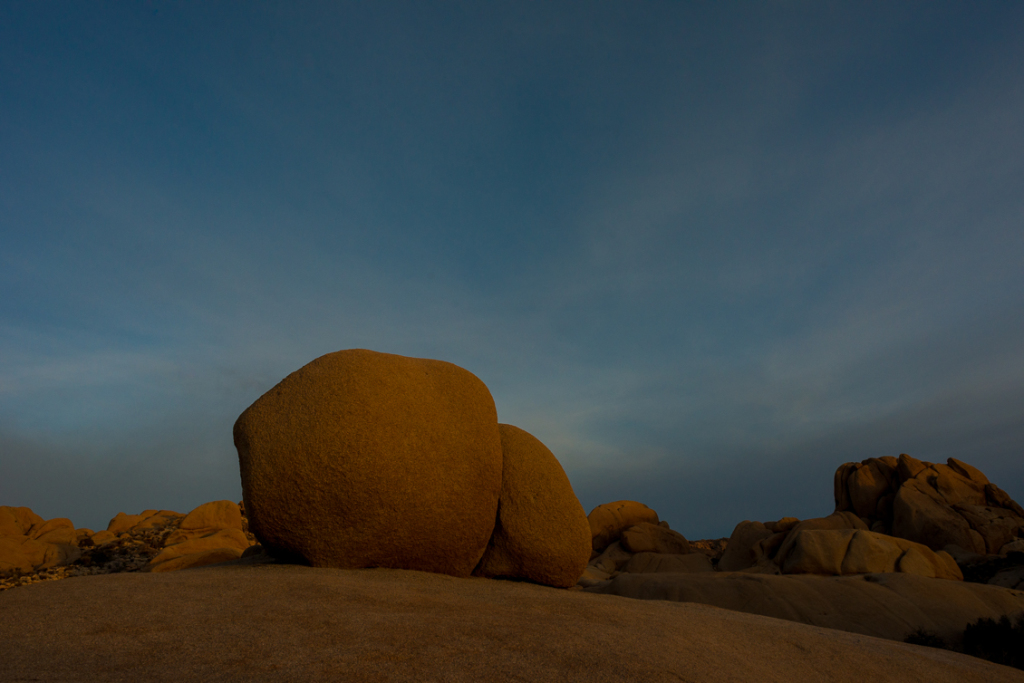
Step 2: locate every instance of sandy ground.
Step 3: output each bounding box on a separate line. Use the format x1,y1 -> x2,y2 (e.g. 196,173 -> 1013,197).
1,563 -> 1022,682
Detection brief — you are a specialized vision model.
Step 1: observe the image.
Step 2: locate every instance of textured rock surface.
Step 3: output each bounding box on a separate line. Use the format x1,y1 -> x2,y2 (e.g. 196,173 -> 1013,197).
1,565 -> 1020,683
779,529 -> 962,580
588,541 -> 633,575
624,552 -> 713,574
620,522 -> 690,555
473,424 -> 590,588
148,547 -> 245,573
587,500 -> 659,553
0,507 -> 82,575
587,570 -> 1024,648
718,521 -> 774,572
234,349 -> 503,577
835,454 -> 1024,554
2,503 -> 258,591
147,528 -> 251,570
164,500 -> 243,546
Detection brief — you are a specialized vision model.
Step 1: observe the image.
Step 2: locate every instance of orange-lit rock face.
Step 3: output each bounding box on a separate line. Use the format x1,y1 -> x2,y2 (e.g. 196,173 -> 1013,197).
234,349 -> 503,577
473,424 -> 591,588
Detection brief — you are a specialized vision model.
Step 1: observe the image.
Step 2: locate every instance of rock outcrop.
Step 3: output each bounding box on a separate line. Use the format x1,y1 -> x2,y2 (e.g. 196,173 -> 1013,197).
473,424 -> 591,588
587,500 -> 659,553
146,501 -> 253,573
620,522 -> 690,555
717,521 -> 774,572
778,529 -> 962,580
0,506 -> 82,576
834,454 -> 1024,555
234,349 -> 504,577
577,503 -> 706,586
1,502 -> 259,591
717,511 -> 963,580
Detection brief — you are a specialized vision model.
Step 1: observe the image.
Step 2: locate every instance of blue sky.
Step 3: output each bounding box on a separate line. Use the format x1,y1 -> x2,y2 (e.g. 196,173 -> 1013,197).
2,2 -> 1022,537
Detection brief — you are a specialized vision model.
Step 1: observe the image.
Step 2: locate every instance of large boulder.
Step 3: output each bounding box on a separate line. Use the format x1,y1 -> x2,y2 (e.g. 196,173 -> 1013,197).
587,500 -> 659,553
233,349 -> 504,577
834,454 -> 1024,554
473,424 -> 591,588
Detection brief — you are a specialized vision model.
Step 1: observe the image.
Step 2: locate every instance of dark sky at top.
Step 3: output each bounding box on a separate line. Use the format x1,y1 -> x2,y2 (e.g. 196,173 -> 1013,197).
2,2 -> 1022,537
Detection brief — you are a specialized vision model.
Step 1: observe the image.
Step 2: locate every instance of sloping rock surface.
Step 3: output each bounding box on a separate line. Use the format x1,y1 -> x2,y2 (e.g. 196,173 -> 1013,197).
586,571 -> 1024,647
1,564 -> 1020,683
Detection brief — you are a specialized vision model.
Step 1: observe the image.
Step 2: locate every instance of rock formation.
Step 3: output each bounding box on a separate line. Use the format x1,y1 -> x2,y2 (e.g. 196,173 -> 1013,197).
473,424 -> 591,588
1,502 -> 258,591
834,454 -> 1024,555
717,511 -> 963,580
586,500 -> 659,553
577,503 -> 705,586
778,529 -> 962,580
0,506 -> 81,575
234,349 -> 504,577
146,501 -> 253,573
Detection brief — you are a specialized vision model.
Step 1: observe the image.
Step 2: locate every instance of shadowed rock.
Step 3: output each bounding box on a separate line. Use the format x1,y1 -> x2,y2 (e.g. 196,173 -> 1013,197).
587,500 -> 659,553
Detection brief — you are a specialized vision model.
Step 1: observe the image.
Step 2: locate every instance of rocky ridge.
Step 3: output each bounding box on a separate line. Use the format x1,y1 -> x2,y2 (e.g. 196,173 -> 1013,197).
1,501 -> 257,592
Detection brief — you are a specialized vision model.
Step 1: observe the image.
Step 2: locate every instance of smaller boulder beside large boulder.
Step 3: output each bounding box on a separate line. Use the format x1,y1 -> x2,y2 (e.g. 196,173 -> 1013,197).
473,424 -> 591,588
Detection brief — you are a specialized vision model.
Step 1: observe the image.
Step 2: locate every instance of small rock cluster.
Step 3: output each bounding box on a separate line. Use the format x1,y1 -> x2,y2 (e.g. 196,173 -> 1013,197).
1,501 -> 257,592
576,501 -> 716,587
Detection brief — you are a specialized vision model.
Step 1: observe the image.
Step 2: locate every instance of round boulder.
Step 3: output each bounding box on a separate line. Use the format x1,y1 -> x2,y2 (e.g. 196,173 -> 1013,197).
233,349 -> 503,577
473,424 -> 591,588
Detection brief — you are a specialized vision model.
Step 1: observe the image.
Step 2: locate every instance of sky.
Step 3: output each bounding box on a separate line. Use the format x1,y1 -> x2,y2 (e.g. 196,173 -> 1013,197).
1,2 -> 1022,538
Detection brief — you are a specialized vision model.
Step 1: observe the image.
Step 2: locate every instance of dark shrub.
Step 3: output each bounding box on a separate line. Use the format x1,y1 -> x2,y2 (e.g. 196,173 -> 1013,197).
962,614 -> 1024,671
904,629 -> 949,649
